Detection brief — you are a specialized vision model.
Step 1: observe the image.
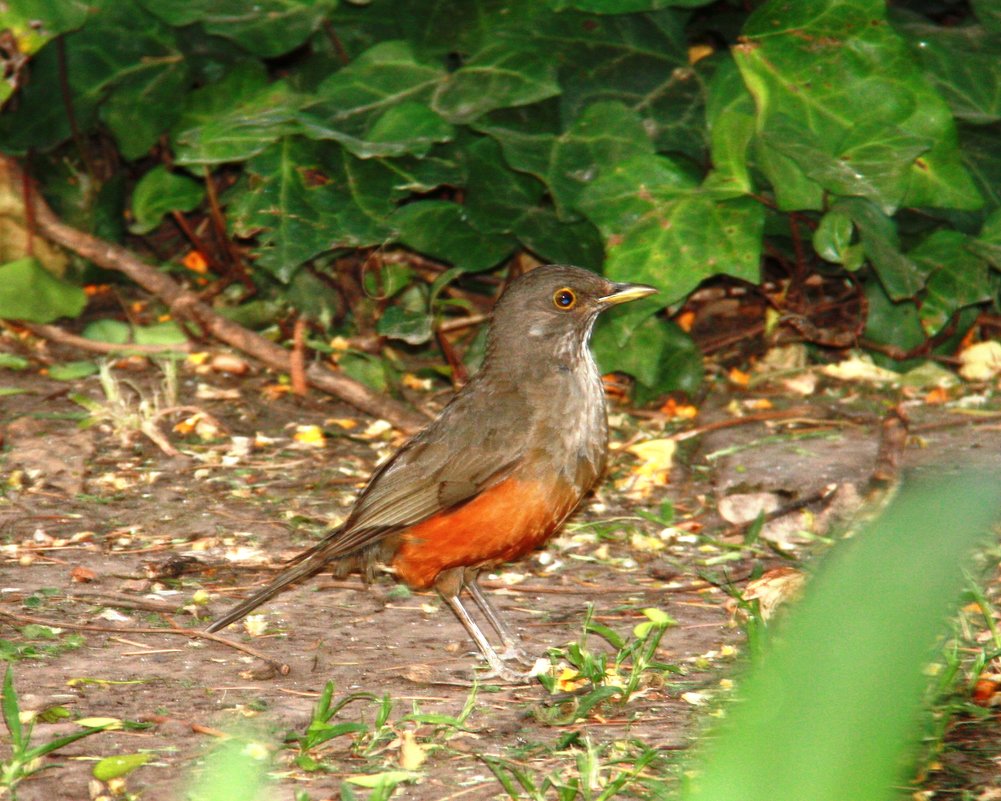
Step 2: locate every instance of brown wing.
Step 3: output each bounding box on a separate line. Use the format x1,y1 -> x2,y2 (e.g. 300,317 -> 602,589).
323,381 -> 531,554
206,382 -> 532,633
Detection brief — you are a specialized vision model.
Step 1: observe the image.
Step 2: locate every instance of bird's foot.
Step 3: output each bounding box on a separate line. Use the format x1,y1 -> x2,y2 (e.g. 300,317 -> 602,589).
475,655 -> 549,684
497,642 -> 538,667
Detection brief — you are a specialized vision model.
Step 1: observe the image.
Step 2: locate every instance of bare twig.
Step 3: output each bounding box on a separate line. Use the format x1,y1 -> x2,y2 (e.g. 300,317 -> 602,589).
7,156 -> 428,433
21,322 -> 193,354
0,608 -> 291,674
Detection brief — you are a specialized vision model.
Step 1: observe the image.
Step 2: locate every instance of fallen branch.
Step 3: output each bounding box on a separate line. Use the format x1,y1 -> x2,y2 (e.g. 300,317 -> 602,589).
22,322 -> 193,355
0,608 -> 290,675
8,156 -> 427,434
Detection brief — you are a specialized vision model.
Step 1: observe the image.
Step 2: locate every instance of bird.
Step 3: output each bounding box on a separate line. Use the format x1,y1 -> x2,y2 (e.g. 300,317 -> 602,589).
207,264 -> 657,680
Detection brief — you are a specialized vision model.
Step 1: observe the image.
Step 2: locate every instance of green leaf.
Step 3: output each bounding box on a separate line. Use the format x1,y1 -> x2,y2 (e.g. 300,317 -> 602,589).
593,315 -> 704,402
464,136 -> 546,232
0,0 -> 88,57
0,353 -> 30,371
376,305 -> 433,346
971,208 -> 1001,269
704,57 -> 757,197
603,194 -> 764,305
301,41 -> 446,154
432,43 -> 560,124
0,258 -> 87,323
528,10 -> 704,157
973,0 -> 1001,33
514,211 -> 605,271
681,472 -> 1001,801
735,0 -> 982,213
862,279 -> 926,366
173,63 -> 304,165
2,666 -> 25,752
82,320 -> 130,344
479,100 -> 654,219
133,322 -> 187,346
47,361 -> 100,381
130,166 -> 204,234
228,139 -> 395,282
833,198 -> 924,300
362,102 -> 455,158
390,201 -> 514,272
812,210 -> 855,265
338,351 -> 390,393
138,0 -> 337,58
896,15 -> 1001,125
0,3 -> 187,156
907,229 -> 992,335
93,753 -> 152,781
576,153 -> 700,236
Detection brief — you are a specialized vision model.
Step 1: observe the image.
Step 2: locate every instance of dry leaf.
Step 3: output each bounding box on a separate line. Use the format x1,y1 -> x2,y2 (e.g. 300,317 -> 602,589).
737,567 -> 806,621
718,492 -> 780,525
399,731 -> 428,771
728,367 -> 751,388
822,354 -> 899,384
292,425 -> 326,448
243,615 -> 268,636
210,353 -> 249,375
402,373 -> 432,391
959,340 -> 1001,381
70,566 -> 97,583
620,438 -> 676,498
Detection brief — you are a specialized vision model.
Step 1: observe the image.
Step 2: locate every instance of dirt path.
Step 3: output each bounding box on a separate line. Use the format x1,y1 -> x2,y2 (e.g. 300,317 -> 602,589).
1,364 -> 998,799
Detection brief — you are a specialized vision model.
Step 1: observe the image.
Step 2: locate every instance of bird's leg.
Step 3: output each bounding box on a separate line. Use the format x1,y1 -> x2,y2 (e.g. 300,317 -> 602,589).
435,568 -> 532,683
463,571 -> 535,666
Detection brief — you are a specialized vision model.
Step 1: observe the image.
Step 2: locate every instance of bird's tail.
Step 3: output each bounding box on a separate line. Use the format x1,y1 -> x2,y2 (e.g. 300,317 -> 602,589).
205,544 -> 331,634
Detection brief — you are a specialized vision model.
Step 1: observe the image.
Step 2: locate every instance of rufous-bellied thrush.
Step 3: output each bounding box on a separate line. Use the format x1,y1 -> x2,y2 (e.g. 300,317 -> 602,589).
207,265 -> 657,680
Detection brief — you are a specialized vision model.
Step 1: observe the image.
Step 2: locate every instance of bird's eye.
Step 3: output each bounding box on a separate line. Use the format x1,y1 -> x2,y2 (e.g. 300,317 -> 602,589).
553,288 -> 576,310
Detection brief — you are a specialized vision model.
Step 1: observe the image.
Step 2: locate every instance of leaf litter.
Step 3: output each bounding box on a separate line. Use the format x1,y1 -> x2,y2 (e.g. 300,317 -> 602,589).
0,355 -> 999,799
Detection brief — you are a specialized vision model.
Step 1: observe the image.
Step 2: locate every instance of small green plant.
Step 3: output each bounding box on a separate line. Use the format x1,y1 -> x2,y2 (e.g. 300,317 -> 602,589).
1,665 -> 109,799
0,625 -> 85,663
537,605 -> 680,724
286,682 -> 377,771
483,735 -> 673,801
70,359 -> 182,453
289,680 -> 478,772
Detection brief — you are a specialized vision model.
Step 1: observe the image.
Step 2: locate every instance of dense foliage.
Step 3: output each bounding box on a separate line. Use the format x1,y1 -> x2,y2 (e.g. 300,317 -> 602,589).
1,0 -> 999,399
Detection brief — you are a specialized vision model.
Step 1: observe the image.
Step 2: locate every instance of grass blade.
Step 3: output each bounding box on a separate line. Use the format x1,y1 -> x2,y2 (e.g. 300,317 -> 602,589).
682,472 -> 1001,801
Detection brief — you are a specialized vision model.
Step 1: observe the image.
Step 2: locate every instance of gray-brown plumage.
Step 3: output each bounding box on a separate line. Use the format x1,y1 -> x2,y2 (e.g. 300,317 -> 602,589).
207,265 -> 655,680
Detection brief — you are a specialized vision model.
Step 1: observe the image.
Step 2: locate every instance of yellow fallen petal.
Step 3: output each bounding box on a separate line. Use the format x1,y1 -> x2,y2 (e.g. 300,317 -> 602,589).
293,425 -> 326,447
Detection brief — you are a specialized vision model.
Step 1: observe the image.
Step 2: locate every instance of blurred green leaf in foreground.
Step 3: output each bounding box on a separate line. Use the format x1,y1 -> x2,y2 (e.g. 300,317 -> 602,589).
682,472 -> 1001,801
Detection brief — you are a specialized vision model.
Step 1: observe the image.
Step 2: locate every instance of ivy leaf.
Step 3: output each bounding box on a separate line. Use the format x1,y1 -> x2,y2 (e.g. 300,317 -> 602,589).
173,63 -> 304,165
908,229 -> 991,335
896,15 -> 1001,125
137,0 -> 337,58
704,57 -> 757,197
593,315 -> 703,403
390,201 -> 515,272
527,10 -> 705,158
736,0 -> 982,213
0,3 -> 187,156
227,139 -> 395,282
832,198 -> 924,300
130,166 -> 204,234
480,100 -> 654,218
0,258 -> 87,323
301,41 -> 446,152
0,0 -> 88,58
432,43 -> 560,124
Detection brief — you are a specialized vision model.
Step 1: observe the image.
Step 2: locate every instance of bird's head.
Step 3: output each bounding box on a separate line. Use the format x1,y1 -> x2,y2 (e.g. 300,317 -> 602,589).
486,265 -> 657,367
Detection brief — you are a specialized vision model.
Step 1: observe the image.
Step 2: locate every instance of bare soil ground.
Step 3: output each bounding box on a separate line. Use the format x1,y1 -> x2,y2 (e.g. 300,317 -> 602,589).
1,358 -> 999,800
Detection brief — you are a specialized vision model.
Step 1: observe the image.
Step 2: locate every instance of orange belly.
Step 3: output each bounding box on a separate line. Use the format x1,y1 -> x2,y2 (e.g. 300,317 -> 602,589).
391,476 -> 581,590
